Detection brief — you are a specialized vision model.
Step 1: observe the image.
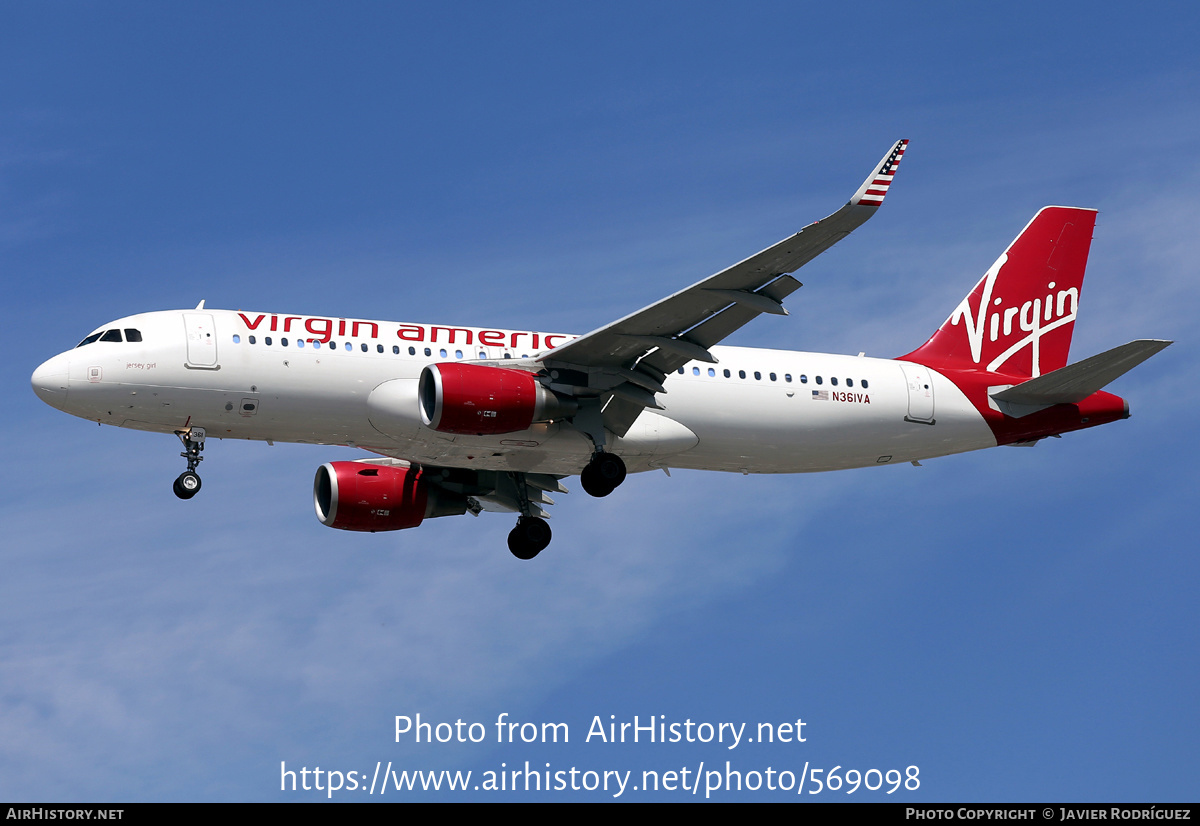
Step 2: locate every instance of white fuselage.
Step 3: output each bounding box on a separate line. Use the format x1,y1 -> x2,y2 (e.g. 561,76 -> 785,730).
32,309 -> 998,476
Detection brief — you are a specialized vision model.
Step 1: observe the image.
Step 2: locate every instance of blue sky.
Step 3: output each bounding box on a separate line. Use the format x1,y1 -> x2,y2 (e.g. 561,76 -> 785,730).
3,2 -> 1198,802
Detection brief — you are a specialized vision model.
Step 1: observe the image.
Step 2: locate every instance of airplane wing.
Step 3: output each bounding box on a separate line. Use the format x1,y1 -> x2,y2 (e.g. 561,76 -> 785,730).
535,139 -> 909,437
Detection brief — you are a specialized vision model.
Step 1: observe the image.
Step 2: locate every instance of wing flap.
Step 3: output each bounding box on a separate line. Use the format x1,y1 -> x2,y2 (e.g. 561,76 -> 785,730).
598,395 -> 645,438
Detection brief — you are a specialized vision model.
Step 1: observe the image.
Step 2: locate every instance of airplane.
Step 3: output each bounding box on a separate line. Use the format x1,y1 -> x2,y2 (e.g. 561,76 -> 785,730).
31,140 -> 1172,559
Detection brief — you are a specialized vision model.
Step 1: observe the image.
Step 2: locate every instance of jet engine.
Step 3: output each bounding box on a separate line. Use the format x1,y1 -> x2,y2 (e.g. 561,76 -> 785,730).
314,461 -> 467,532
418,363 -> 577,436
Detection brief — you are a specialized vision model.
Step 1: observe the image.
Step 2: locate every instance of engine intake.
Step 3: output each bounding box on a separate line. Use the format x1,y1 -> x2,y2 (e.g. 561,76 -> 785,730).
314,461 -> 466,532
419,363 -> 577,435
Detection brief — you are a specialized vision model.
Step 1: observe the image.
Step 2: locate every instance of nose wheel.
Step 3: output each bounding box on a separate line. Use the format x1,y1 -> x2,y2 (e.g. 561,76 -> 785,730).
580,451 -> 626,497
173,427 -> 206,500
173,470 -> 202,500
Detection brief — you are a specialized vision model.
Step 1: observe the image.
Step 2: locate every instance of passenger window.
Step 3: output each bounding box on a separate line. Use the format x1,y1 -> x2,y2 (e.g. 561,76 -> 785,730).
708,368 -> 715,377
677,367 -> 684,374
408,347 -> 416,355
723,369 -> 731,378
281,338 -> 289,346
377,344 -> 384,353
503,353 -> 512,359
345,342 -> 352,351
830,377 -> 837,386
455,350 -> 463,359
799,374 -> 807,384
424,347 -> 432,357
754,371 -> 761,380
770,372 -> 777,381
265,337 -> 273,345
847,378 -> 853,387
361,343 -> 369,353
738,370 -> 746,379
393,346 -> 400,354
785,374 -> 792,383
816,376 -> 823,385
862,379 -> 869,389
232,334 -> 241,343
100,329 -> 122,343
124,329 -> 142,342
297,339 -> 305,348
313,340 -> 321,349
692,367 -> 700,375
440,349 -> 448,358
249,336 -> 256,344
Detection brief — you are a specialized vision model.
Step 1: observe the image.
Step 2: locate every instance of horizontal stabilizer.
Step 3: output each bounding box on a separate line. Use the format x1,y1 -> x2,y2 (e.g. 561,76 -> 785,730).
991,339 -> 1171,415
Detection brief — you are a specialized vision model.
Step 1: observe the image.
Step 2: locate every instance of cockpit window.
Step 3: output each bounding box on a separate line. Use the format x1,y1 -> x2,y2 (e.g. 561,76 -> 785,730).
75,327 -> 143,348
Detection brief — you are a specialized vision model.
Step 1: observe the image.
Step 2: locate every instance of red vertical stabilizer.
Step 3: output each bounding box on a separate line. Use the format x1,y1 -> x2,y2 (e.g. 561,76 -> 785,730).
901,207 -> 1097,379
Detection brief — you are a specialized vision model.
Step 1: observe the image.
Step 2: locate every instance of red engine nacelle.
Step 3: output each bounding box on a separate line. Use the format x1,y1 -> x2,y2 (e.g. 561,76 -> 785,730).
419,363 -> 576,436
313,461 -> 438,532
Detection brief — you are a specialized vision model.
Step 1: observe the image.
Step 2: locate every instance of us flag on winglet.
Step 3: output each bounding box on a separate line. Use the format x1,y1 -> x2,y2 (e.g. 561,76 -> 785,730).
856,140 -> 907,206
812,390 -> 829,401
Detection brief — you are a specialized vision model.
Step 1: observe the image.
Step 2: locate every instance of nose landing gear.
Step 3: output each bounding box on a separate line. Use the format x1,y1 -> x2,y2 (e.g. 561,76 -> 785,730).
172,427 -> 206,500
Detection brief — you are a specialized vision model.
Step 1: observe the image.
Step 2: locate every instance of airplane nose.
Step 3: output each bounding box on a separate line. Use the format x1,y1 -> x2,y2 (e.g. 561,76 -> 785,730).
31,355 -> 69,410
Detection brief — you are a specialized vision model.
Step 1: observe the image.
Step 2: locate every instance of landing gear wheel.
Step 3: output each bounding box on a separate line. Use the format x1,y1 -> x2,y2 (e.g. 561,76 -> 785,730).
580,452 -> 626,497
580,464 -> 609,497
508,516 -> 552,560
173,471 -> 202,500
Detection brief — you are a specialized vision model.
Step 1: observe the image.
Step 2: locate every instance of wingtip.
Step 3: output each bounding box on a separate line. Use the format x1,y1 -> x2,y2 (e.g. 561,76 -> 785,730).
850,140 -> 908,208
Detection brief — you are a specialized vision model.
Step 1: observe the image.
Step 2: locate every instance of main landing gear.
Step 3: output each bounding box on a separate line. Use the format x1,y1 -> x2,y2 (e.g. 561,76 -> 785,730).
508,516 -> 552,560
580,451 -> 626,498
570,402 -> 626,498
507,452 -> 622,558
507,470 -> 553,559
172,427 -> 206,500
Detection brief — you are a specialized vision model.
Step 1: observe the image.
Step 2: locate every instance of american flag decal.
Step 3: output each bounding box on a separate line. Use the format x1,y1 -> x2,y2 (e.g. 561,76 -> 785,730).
812,389 -> 829,401
853,139 -> 908,207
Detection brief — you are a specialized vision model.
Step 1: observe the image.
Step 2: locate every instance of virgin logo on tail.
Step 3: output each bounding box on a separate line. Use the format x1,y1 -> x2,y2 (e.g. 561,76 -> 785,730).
902,206 -> 1096,379
948,252 -> 1079,377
